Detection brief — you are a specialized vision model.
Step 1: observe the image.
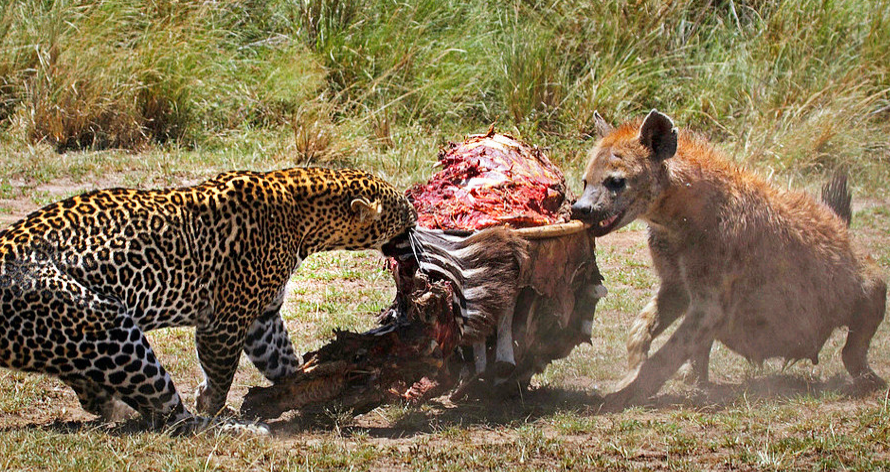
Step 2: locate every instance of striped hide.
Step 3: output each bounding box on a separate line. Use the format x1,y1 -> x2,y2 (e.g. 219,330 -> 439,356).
388,226 -> 528,343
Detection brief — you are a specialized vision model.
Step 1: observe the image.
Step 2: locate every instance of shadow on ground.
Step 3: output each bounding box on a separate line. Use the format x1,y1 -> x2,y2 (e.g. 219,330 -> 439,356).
0,417 -> 153,436
267,372 -> 875,439
0,373 -> 876,438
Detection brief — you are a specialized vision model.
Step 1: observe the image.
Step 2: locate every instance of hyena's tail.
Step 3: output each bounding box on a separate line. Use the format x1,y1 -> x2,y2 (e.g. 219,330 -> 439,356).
821,169 -> 852,227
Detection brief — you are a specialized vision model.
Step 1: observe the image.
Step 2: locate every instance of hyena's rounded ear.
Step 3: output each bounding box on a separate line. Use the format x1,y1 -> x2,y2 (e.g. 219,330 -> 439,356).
350,198 -> 383,223
593,110 -> 614,139
639,109 -> 678,162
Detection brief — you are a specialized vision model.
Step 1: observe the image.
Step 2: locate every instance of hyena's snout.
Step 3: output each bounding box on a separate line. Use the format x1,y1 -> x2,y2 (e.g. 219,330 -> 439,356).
571,188 -> 611,222
572,188 -> 624,236
570,199 -> 596,221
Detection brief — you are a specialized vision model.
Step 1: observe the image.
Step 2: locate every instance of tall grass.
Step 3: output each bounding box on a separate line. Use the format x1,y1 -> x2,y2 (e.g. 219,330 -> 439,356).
0,1 -> 324,150
0,0 -> 887,187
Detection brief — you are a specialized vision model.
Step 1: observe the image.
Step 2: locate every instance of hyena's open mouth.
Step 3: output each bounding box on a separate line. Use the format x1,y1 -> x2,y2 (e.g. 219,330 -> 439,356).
590,210 -> 625,237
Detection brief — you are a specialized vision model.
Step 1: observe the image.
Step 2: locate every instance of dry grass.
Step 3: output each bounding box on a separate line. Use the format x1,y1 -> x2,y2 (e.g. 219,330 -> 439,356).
0,197 -> 888,470
0,0 -> 887,190
0,0 -> 887,469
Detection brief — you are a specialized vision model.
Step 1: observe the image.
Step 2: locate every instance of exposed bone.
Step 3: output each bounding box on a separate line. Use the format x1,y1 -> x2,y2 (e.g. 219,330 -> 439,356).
495,306 -> 516,366
510,220 -> 589,239
473,342 -> 487,374
581,285 -> 608,336
581,320 -> 595,337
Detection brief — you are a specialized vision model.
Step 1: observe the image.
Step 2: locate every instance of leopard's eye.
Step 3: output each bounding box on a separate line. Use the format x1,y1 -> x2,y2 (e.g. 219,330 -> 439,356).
604,176 -> 626,192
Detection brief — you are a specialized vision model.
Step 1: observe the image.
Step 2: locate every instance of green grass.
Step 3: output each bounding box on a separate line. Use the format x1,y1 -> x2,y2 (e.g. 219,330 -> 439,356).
0,0 -> 889,470
0,0 -> 887,192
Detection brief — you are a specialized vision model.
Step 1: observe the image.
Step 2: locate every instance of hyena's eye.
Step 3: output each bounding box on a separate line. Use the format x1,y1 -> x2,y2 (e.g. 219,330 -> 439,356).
604,176 -> 626,192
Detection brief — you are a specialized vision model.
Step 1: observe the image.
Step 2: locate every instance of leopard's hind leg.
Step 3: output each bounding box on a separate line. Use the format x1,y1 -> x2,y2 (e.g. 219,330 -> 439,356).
0,259 -> 194,429
62,375 -> 135,421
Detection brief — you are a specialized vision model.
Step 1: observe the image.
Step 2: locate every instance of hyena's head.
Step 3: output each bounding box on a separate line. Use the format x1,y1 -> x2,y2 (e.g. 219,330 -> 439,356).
572,110 -> 678,236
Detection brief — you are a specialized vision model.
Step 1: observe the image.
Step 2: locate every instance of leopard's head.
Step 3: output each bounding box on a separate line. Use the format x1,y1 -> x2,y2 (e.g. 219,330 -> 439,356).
318,169 -> 416,254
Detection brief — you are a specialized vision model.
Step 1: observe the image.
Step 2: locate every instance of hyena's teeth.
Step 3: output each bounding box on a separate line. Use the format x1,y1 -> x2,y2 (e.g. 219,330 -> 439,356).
599,214 -> 618,227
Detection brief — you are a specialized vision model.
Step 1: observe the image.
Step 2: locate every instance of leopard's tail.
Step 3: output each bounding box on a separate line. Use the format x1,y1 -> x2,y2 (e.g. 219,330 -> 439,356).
821,169 -> 852,227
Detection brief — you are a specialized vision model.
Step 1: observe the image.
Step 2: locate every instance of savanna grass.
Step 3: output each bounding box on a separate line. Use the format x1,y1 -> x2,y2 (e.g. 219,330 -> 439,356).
0,2 -> 888,470
0,0 -> 884,191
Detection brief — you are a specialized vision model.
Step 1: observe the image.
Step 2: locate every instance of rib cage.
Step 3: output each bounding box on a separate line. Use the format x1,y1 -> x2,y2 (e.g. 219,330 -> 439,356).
390,226 -> 528,342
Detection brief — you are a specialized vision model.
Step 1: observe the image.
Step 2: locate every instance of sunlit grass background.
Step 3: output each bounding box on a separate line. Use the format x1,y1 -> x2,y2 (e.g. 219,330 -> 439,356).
0,0 -> 889,470
0,0 -> 887,191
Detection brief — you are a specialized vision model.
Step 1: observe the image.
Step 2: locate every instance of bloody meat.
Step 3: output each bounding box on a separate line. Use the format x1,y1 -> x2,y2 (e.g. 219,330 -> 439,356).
240,130 -> 603,419
406,129 -> 572,230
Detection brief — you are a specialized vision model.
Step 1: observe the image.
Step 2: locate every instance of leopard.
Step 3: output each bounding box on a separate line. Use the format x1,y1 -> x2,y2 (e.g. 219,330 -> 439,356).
572,110 -> 886,410
0,167 -> 416,433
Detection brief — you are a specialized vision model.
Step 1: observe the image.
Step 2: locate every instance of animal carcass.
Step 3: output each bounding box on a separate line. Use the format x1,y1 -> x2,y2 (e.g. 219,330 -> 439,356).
241,130 -> 605,419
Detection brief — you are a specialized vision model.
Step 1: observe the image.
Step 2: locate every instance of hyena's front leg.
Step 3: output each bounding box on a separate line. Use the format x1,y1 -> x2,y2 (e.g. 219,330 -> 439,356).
607,297 -> 720,410
626,282 -> 689,370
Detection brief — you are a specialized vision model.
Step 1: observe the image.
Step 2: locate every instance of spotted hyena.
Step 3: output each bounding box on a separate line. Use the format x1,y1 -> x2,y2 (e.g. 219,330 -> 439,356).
571,110 -> 887,409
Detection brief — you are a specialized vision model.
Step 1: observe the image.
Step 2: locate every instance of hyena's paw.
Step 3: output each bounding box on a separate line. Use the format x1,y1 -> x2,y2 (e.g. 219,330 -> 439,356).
602,385 -> 650,412
601,367 -> 648,412
849,371 -> 887,396
677,361 -> 710,387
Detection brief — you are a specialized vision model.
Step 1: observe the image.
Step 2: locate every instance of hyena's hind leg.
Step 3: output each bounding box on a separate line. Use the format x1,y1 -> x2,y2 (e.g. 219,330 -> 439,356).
842,275 -> 887,391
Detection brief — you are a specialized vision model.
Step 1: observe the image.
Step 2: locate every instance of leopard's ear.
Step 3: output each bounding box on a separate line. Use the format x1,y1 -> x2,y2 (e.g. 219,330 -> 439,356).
350,198 -> 383,223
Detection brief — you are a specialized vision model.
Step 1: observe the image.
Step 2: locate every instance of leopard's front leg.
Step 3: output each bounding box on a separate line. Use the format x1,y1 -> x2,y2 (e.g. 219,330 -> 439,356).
243,299 -> 301,382
194,319 -> 248,416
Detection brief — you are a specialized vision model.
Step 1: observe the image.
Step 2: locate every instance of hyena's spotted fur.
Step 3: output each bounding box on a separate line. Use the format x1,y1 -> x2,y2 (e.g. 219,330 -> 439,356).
572,110 -> 886,409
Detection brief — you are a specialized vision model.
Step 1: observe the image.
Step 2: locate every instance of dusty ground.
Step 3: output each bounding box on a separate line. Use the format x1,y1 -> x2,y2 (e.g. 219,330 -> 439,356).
0,182 -> 888,470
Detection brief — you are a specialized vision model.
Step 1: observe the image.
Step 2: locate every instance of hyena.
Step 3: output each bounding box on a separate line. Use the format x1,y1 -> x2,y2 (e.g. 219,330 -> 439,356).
571,110 -> 887,409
